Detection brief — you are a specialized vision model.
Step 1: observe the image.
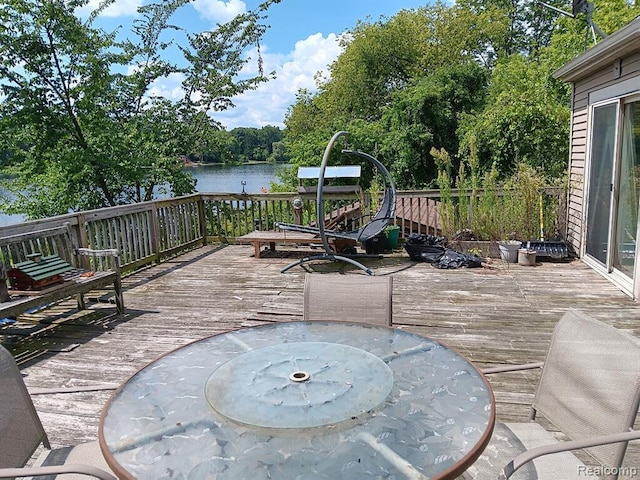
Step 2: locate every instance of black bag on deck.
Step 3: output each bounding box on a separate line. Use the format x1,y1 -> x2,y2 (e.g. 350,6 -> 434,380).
404,233 -> 482,268
434,250 -> 483,269
404,234 -> 447,263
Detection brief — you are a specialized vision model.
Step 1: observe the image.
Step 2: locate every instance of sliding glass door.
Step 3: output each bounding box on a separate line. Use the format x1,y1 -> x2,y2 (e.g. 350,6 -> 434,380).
585,103 -> 617,265
613,101 -> 640,278
585,99 -> 640,292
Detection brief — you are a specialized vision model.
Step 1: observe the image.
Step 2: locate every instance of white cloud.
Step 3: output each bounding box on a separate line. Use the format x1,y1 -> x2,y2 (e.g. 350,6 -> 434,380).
192,0 -> 246,24
147,72 -> 186,101
76,0 -> 142,18
133,30 -> 343,129
215,32 -> 343,129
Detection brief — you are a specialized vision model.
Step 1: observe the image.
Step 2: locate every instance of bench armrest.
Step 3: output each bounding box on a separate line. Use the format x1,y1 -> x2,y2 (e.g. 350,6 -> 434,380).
76,248 -> 121,274
76,248 -> 120,258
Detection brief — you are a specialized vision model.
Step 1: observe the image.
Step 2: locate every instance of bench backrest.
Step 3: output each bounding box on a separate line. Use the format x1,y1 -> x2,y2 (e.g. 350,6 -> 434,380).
297,165 -> 362,194
297,165 -> 361,180
0,225 -> 78,273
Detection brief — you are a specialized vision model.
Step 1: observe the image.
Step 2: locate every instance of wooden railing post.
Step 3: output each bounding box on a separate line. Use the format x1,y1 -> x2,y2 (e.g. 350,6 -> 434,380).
150,202 -> 161,265
0,264 -> 10,302
76,213 -> 88,249
73,214 -> 90,270
197,195 -> 207,246
293,197 -> 303,225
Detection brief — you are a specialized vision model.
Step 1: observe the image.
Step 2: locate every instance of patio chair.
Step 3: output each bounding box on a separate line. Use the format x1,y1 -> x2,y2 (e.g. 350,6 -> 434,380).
278,131 -> 397,275
0,345 -> 116,479
464,309 -> 640,480
303,273 -> 393,326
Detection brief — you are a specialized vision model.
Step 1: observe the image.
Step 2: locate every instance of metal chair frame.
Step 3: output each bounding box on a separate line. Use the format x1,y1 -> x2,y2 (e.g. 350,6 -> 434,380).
0,345 -> 116,479
472,309 -> 640,480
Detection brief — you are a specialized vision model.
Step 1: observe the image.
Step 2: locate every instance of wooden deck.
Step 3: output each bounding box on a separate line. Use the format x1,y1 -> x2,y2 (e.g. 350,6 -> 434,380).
2,243 -> 639,477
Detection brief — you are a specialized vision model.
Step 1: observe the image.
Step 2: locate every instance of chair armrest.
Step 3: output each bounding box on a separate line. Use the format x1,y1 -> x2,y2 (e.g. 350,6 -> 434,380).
500,429 -> 640,479
0,464 -> 116,480
29,384 -> 118,395
481,362 -> 544,374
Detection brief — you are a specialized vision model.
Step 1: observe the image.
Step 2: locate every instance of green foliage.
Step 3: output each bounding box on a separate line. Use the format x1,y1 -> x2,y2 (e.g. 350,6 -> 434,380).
315,10 -> 430,124
432,147 -> 455,235
546,0 -> 640,62
282,0 -> 639,197
435,148 -> 565,242
457,54 -> 571,180
283,50 -> 488,190
281,1 -> 571,191
0,0 -> 281,218
228,126 -> 285,163
456,0 -> 565,62
379,62 -> 488,189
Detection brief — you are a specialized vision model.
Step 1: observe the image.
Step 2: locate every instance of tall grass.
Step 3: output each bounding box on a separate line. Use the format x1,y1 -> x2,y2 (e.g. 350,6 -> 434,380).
434,147 -> 564,241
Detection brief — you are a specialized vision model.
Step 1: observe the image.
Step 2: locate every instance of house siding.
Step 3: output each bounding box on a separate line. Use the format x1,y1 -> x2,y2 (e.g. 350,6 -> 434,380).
566,50 -> 640,256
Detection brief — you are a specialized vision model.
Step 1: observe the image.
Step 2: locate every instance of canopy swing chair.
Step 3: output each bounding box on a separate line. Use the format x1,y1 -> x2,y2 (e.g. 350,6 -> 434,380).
277,131 -> 397,275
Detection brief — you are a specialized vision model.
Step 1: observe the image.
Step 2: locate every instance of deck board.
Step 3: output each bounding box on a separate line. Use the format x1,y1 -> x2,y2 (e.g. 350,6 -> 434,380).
2,244 -> 639,477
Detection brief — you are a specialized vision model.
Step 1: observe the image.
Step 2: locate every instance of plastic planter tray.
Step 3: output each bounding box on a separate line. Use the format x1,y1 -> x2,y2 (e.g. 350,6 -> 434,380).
523,241 -> 568,258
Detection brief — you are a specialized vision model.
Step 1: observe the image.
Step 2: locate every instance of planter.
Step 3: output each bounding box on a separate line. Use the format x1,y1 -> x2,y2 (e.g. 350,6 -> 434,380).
518,248 -> 537,266
498,241 -> 521,263
385,226 -> 400,250
448,240 -> 501,258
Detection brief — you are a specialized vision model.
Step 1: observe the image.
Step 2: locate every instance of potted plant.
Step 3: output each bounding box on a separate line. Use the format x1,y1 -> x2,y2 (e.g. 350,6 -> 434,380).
498,240 -> 522,263
384,225 -> 400,251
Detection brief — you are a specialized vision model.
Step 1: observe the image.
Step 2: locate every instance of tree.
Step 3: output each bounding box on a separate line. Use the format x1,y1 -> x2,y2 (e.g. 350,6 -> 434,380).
457,0 -> 640,179
228,126 -> 284,163
544,0 -> 640,64
378,62 -> 489,188
282,0 -> 640,193
457,54 -> 570,179
316,10 -> 429,123
0,0 -> 280,218
283,5 -> 492,190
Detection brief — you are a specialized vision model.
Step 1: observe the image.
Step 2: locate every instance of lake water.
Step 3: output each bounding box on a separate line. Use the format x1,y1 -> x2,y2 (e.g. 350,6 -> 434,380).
0,163 -> 289,227
189,163 -> 288,194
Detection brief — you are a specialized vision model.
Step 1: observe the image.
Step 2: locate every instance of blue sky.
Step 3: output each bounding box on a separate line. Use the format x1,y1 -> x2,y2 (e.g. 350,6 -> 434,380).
84,0 -> 428,130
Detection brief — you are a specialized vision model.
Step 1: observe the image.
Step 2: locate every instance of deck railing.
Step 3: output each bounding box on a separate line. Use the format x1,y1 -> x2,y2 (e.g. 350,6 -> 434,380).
0,188 -> 564,273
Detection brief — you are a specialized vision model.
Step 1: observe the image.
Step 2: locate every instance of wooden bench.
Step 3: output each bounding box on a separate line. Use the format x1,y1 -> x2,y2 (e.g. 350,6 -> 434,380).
0,224 -> 124,320
236,231 -> 321,258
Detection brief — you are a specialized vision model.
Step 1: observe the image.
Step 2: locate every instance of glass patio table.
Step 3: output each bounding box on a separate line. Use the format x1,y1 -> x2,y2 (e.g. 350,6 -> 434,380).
99,321 -> 495,479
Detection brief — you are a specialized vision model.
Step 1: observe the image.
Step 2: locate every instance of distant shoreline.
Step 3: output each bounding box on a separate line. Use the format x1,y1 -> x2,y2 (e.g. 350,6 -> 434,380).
184,161 -> 289,168
0,163 -> 286,226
